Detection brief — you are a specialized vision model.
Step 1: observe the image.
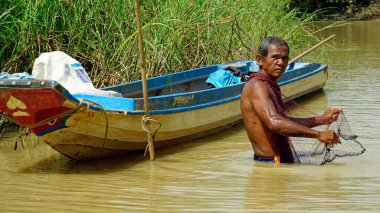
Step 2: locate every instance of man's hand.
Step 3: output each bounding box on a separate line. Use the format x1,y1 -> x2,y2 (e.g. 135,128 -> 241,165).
317,107 -> 342,125
317,130 -> 339,144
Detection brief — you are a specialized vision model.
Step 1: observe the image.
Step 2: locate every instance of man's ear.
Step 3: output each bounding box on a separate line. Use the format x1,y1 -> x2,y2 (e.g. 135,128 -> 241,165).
256,54 -> 263,66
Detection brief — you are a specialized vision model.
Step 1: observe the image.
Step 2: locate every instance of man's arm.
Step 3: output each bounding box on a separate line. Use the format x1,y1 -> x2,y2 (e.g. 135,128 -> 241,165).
289,117 -> 320,128
251,81 -> 338,143
289,107 -> 342,128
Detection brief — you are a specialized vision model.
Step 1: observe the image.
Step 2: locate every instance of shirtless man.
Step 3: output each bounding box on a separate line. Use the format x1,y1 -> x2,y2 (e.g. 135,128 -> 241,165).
240,36 -> 341,163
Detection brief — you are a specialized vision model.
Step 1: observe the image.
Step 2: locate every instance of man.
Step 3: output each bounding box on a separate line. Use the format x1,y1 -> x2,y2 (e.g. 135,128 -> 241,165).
240,36 -> 341,163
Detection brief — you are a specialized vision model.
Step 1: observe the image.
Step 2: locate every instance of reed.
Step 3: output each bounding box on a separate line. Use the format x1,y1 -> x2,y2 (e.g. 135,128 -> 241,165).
0,0 -> 321,87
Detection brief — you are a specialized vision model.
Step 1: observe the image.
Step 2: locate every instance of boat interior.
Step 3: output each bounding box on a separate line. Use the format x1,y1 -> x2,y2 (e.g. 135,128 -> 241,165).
103,60 -> 258,98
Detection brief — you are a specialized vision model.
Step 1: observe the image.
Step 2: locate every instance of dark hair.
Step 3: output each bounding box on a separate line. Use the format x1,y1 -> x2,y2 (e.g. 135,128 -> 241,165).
257,36 -> 289,59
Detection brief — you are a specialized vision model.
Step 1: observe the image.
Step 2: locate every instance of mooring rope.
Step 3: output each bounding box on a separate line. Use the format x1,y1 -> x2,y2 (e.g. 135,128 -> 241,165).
81,99 -> 109,148
13,127 -> 31,150
141,115 -> 161,157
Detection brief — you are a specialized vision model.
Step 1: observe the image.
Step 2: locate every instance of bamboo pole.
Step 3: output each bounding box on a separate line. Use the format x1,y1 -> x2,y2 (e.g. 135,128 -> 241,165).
134,0 -> 155,160
289,34 -> 336,64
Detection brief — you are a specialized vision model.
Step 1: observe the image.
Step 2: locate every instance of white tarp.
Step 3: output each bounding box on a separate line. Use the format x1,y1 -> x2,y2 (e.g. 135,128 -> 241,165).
32,51 -> 121,97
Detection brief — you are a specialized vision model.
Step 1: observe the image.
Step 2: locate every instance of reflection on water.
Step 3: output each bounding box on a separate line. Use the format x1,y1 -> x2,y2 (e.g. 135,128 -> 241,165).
1,20 -> 380,212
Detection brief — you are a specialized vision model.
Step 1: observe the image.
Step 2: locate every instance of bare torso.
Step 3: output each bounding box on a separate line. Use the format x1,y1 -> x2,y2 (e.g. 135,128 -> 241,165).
240,79 -> 281,157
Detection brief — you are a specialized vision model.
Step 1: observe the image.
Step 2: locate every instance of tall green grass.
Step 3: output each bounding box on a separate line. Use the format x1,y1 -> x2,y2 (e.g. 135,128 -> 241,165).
0,0 -> 322,87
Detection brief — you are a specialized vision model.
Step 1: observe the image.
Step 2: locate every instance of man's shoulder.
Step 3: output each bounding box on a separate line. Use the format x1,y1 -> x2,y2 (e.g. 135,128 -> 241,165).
245,78 -> 267,90
242,78 -> 270,100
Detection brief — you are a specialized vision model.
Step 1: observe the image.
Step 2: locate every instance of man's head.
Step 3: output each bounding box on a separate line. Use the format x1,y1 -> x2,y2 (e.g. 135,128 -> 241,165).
256,36 -> 290,80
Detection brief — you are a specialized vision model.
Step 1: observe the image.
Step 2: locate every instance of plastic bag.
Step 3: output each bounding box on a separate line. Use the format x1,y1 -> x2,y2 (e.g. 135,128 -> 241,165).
32,51 -> 121,97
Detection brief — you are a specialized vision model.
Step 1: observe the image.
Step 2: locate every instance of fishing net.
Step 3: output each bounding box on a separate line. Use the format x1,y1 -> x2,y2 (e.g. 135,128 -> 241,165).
284,97 -> 366,165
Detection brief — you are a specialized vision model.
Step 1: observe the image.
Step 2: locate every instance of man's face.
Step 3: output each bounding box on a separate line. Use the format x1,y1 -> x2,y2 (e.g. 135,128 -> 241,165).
257,44 -> 289,79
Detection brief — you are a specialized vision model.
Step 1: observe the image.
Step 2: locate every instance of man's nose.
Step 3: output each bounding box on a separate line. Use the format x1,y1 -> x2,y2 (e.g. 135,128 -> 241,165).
276,58 -> 286,65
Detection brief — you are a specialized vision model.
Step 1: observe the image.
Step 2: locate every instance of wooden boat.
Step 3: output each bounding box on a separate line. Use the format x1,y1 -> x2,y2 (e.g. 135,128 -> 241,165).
0,60 -> 327,160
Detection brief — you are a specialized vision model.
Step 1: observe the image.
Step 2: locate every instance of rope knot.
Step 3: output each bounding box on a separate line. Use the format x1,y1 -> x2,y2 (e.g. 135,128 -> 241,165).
141,115 -> 161,137
141,115 -> 161,160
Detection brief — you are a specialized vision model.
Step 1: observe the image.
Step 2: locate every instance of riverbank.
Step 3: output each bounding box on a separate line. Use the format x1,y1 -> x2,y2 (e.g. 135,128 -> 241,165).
322,2 -> 380,21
